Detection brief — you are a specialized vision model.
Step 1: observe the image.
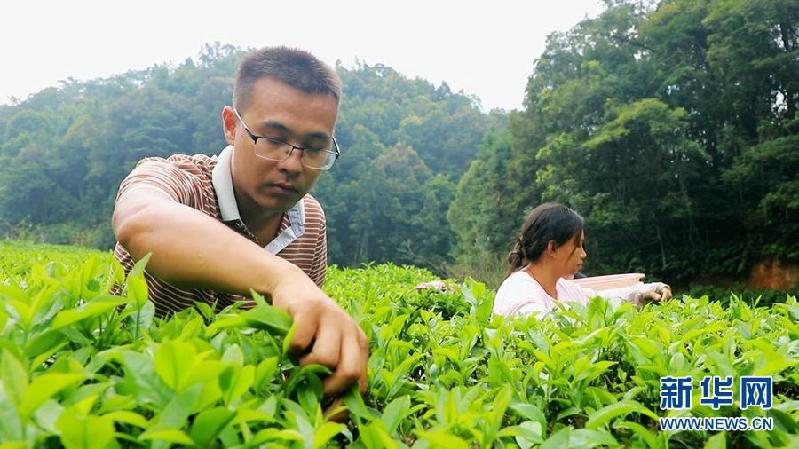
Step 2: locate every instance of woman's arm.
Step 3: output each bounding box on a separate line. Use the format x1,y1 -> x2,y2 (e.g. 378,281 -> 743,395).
591,282 -> 672,305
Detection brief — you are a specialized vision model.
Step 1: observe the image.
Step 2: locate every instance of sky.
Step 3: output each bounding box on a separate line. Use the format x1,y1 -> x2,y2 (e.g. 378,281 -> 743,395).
0,1 -> 605,112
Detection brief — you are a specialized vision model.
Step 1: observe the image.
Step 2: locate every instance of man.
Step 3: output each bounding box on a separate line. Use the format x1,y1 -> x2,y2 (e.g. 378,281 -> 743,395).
112,46 -> 366,400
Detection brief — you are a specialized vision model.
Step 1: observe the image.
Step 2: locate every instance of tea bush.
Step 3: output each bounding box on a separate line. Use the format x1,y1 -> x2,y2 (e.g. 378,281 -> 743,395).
0,242 -> 797,448
0,240 -> 109,279
685,284 -> 798,309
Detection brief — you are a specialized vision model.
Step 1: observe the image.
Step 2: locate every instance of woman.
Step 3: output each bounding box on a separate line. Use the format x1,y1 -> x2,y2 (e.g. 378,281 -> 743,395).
493,202 -> 672,317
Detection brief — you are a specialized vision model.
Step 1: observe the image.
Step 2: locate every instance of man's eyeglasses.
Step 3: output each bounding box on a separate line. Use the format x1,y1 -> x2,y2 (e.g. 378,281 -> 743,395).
232,108 -> 339,170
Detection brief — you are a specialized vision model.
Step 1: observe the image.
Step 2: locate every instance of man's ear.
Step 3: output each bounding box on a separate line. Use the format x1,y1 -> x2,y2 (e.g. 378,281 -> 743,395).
222,106 -> 238,145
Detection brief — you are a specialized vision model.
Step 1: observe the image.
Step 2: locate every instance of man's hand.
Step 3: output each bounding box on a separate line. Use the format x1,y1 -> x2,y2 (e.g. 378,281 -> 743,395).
114,188 -> 367,400
271,271 -> 368,399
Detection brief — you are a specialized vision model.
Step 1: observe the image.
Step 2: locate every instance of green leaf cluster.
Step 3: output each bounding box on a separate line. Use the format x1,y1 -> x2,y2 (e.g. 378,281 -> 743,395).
2,242 -> 797,447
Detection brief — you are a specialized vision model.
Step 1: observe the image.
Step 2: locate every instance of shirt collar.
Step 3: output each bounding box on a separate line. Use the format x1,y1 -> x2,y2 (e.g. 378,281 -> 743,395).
211,145 -> 241,222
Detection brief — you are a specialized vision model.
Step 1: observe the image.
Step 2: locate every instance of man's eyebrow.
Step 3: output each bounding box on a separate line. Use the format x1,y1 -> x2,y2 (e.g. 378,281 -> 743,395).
258,120 -> 288,132
258,120 -> 330,141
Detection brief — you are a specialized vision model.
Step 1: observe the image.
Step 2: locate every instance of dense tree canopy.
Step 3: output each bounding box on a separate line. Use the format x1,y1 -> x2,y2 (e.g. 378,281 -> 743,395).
0,44 -> 498,272
449,0 -> 799,285
1,0 -> 797,286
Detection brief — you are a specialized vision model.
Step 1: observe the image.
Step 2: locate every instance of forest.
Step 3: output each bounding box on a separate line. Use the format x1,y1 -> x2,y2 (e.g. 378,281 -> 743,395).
1,0 -> 797,288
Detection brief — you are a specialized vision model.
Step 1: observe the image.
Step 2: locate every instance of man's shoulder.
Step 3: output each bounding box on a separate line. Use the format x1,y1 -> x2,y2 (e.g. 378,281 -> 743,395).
302,193 -> 326,220
137,153 -> 218,175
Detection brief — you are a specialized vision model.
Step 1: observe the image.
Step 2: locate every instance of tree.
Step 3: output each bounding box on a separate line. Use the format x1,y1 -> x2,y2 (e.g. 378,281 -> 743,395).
471,0 -> 799,285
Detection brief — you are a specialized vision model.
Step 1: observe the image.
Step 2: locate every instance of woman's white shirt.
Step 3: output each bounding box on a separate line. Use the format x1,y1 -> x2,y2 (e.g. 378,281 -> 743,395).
493,268 -> 666,317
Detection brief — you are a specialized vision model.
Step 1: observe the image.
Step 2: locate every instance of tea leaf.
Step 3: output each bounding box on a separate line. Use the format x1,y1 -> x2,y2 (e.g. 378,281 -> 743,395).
587,400 -> 658,429
416,429 -> 470,449
190,406 -> 236,448
313,421 -> 347,449
153,340 -> 196,392
56,412 -> 115,449
381,395 -> 411,434
140,428 -> 195,445
703,432 -> 725,449
20,374 -> 84,419
1,350 -> 28,406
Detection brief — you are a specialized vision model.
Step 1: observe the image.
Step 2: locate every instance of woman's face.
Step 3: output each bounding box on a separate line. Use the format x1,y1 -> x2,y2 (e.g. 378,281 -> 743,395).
553,230 -> 587,277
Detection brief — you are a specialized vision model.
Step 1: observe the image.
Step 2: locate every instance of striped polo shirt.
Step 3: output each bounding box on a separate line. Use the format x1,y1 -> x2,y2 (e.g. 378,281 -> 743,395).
113,146 -> 327,316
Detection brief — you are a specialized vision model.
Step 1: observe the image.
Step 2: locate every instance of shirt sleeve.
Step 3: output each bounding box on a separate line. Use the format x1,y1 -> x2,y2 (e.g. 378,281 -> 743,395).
556,278 -> 593,306
309,213 -> 328,287
115,157 -> 195,206
594,282 -> 668,306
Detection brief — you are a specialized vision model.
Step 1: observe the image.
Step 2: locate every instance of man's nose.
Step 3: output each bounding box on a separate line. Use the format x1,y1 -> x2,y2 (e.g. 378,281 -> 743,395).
279,146 -> 304,173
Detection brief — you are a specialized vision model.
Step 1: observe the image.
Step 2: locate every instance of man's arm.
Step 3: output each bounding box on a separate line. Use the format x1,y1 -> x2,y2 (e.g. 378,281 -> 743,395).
114,187 -> 295,294
113,187 -> 368,398
308,210 -> 328,286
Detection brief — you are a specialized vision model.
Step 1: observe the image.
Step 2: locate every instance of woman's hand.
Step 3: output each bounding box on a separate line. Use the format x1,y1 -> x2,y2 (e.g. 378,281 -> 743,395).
643,282 -> 672,302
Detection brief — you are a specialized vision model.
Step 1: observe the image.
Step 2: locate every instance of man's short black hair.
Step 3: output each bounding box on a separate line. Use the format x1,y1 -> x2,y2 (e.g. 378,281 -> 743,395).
233,46 -> 342,113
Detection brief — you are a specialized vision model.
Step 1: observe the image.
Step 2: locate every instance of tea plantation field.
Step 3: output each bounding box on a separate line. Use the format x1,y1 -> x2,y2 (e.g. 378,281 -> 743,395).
0,241 -> 797,448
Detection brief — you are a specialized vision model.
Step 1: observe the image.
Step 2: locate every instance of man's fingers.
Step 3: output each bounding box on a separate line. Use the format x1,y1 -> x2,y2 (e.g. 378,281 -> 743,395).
273,285 -> 367,399
287,311 -> 318,355
358,329 -> 369,393
322,330 -> 363,397
324,398 -> 349,422
299,323 -> 341,368
643,286 -> 663,301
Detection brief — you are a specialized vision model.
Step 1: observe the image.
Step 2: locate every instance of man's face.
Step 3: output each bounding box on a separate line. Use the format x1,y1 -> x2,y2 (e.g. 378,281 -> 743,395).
223,77 -> 338,214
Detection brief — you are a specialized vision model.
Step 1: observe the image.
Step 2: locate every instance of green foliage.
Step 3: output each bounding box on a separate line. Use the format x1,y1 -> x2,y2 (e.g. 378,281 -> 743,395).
314,64 -> 503,270
2,242 -> 798,448
685,283 -> 799,308
448,127 -> 518,258
0,49 -> 501,274
0,240 -> 109,279
2,0 -> 797,289
322,144 -> 457,273
0,43 -> 241,246
448,0 -> 799,285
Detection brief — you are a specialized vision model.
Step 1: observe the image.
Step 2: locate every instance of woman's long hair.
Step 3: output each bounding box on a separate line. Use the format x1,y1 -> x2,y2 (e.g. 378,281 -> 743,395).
507,202 -> 584,274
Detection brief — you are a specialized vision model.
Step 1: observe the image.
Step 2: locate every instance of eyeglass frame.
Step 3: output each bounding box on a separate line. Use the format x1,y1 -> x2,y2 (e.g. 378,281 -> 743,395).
232,107 -> 340,170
